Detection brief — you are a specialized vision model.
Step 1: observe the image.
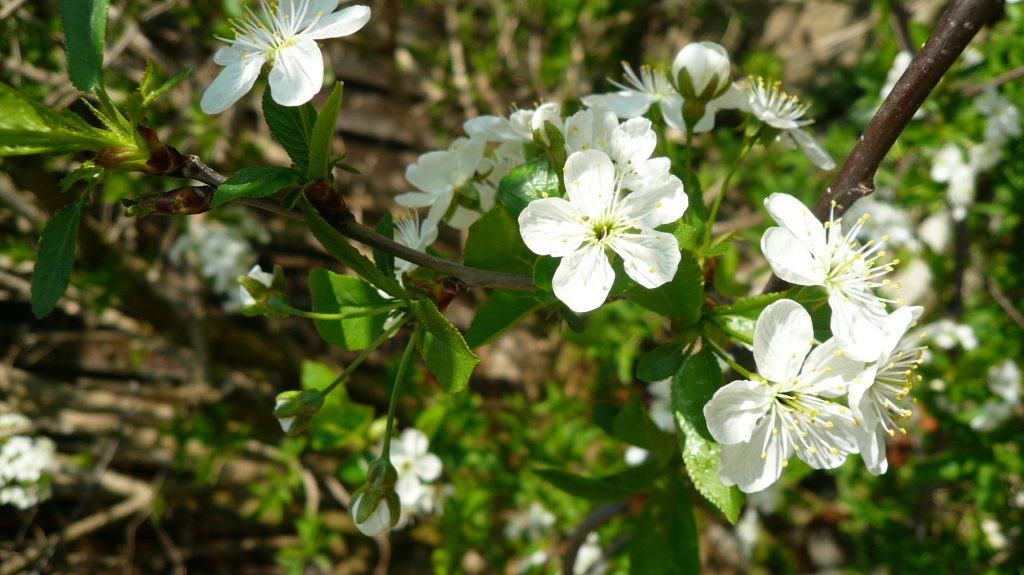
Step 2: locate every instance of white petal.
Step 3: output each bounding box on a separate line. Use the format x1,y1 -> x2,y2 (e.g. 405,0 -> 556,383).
858,426 -> 889,475
564,150 -> 617,219
400,428 -> 430,456
395,186 -> 451,209
518,197 -> 588,257
619,175 -> 687,229
609,117 -> 657,165
754,299 -> 813,383
446,205 -> 482,229
307,5 -> 370,39
414,453 -> 442,482
799,337 -> 864,398
718,409 -> 789,493
268,39 -> 324,107
351,492 -> 392,536
711,83 -> 752,112
610,231 -> 681,289
760,228 -> 822,286
407,151 -> 458,194
877,306 -> 921,361
200,54 -> 266,114
829,291 -> 884,362
214,45 -> 243,66
846,365 -> 879,424
690,105 -> 717,133
788,128 -> 836,170
763,193 -> 826,255
552,245 -> 614,313
703,380 -> 773,445
395,473 -> 424,503
581,91 -> 655,118
660,95 -> 685,131
463,115 -> 521,141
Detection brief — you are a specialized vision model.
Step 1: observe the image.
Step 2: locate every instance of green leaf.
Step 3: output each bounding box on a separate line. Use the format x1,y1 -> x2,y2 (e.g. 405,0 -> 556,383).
628,249 -> 703,324
211,166 -> 302,208
673,223 -> 697,250
464,290 -> 542,348
31,193 -> 89,318
307,81 -> 344,181
0,82 -> 121,156
463,207 -> 537,275
300,199 -> 407,298
612,391 -> 677,466
709,291 -> 791,318
496,156 -> 560,218
672,348 -> 744,523
301,360 -> 374,452
308,269 -> 392,351
637,338 -> 687,383
262,87 -> 316,173
629,475 -> 701,575
60,0 -> 109,92
411,299 -> 480,393
534,460 -> 660,503
373,213 -> 395,280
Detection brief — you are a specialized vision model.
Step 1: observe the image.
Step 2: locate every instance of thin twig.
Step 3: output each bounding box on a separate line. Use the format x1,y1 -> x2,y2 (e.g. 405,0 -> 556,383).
974,261 -> 1024,331
889,0 -> 916,55
961,64 -> 1024,98
765,0 -> 1000,293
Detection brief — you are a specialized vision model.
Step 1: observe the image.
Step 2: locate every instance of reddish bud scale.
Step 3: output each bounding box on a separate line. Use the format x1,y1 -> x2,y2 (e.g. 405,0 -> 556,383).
436,277 -> 468,312
303,180 -> 346,213
94,126 -> 185,175
127,186 -> 215,217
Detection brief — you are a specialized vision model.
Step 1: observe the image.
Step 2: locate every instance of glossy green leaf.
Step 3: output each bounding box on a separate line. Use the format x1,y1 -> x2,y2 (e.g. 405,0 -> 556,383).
534,459 -> 660,503
60,0 -> 109,92
0,82 -> 120,156
411,299 -> 480,393
212,166 -> 303,208
628,249 -> 704,324
464,290 -> 542,348
463,207 -> 537,275
31,193 -> 90,318
307,81 -> 344,181
308,269 -> 391,351
637,338 -> 688,383
672,348 -> 744,523
496,156 -> 560,218
262,87 -> 317,173
300,199 -> 407,298
629,475 -> 701,575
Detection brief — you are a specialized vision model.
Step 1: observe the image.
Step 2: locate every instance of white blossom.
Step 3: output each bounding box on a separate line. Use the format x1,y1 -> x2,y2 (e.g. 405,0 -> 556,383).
703,299 -> 862,493
924,318 -> 978,350
392,208 -> 441,279
745,78 -> 835,170
0,426 -> 57,510
970,359 -> 1021,432
395,137 -> 488,229
574,533 -> 606,575
981,518 -> 1009,550
624,446 -> 651,466
388,428 -> 442,507
239,264 -> 274,308
201,0 -> 371,114
761,193 -> 899,361
581,63 -> 678,120
843,196 -> 919,252
350,491 -> 392,537
504,502 -> 556,541
847,306 -> 925,475
929,144 -> 976,221
647,378 -> 675,433
974,86 -> 1022,144
518,149 -> 687,312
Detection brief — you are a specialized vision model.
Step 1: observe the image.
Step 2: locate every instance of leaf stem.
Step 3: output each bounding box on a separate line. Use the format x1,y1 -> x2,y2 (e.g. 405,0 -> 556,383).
323,314 -> 409,397
269,299 -> 405,321
705,338 -> 756,380
702,135 -> 754,250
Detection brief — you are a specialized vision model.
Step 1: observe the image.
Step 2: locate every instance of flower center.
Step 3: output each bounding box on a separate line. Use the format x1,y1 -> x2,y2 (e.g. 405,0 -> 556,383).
222,0 -> 325,61
745,77 -> 810,126
818,202 -> 902,309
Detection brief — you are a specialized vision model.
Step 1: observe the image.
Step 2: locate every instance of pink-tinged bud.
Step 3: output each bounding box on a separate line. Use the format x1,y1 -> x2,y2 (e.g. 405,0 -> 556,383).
436,277 -> 468,312
124,186 -> 215,217
304,180 -> 346,214
95,126 -> 186,175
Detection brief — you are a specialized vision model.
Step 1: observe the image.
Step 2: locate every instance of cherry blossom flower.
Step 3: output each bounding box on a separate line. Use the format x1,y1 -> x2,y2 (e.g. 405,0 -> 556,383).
703,299 -> 862,493
392,208 -> 441,279
518,149 -> 687,312
761,193 -> 901,362
847,306 -> 925,475
930,143 -> 976,221
504,502 -> 556,541
970,359 -> 1022,432
201,0 -> 371,114
388,428 -> 442,506
581,63 -> 678,119
745,78 -> 835,170
239,264 -> 273,309
394,137 -> 487,229
974,86 -> 1022,144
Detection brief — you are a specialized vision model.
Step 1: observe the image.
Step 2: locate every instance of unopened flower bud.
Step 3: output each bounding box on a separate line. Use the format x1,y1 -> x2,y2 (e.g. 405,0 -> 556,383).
672,42 -> 733,103
304,179 -> 346,214
238,265 -> 289,317
530,104 -> 563,149
95,126 -> 185,175
273,389 -> 324,436
123,185 -> 215,217
349,458 -> 401,536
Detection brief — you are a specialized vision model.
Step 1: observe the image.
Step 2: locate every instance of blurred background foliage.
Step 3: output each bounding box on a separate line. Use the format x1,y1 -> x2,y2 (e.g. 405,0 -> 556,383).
1,0 -> 1023,574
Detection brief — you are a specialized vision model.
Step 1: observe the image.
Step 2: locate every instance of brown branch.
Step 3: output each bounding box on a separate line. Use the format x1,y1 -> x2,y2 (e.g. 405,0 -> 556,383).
765,0 -> 1000,293
177,156 -> 536,291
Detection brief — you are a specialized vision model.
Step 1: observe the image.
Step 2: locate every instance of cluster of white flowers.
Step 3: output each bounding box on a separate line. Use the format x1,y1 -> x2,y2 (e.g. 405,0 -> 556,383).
386,427 -> 445,529
170,216 -> 269,309
704,298 -> 927,492
969,359 -> 1021,432
1,413 -> 57,509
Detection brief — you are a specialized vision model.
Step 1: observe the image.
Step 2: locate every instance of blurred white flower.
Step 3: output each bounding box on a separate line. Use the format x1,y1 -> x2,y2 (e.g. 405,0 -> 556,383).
239,264 -> 274,309
388,428 -> 442,507
504,502 -> 556,541
735,507 -> 761,560
845,197 -> 919,252
761,193 -> 896,361
930,144 -> 976,221
518,149 -> 686,312
981,518 -> 1009,550
201,0 -> 371,114
0,427 -> 57,509
703,300 -> 861,493
574,532 -> 606,575
974,86 -> 1022,144
623,446 -> 651,467
514,549 -> 550,574
169,217 -> 266,309
647,378 -> 675,433
745,78 -> 835,169
880,51 -> 913,100
924,318 -> 978,350
970,359 -> 1021,432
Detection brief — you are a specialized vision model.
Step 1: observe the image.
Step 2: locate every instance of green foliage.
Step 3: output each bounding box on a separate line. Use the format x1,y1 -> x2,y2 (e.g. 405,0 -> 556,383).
533,459 -> 660,503
306,81 -> 344,181
463,207 -> 537,275
464,290 -> 542,348
627,250 -> 704,324
263,87 -> 317,173
307,269 -> 391,351
373,212 -> 395,279
411,299 -> 480,393
496,157 -> 560,218
31,192 -> 90,318
212,166 -> 303,208
0,82 -> 121,155
59,0 -> 109,92
300,360 -> 374,452
629,472 -> 701,575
